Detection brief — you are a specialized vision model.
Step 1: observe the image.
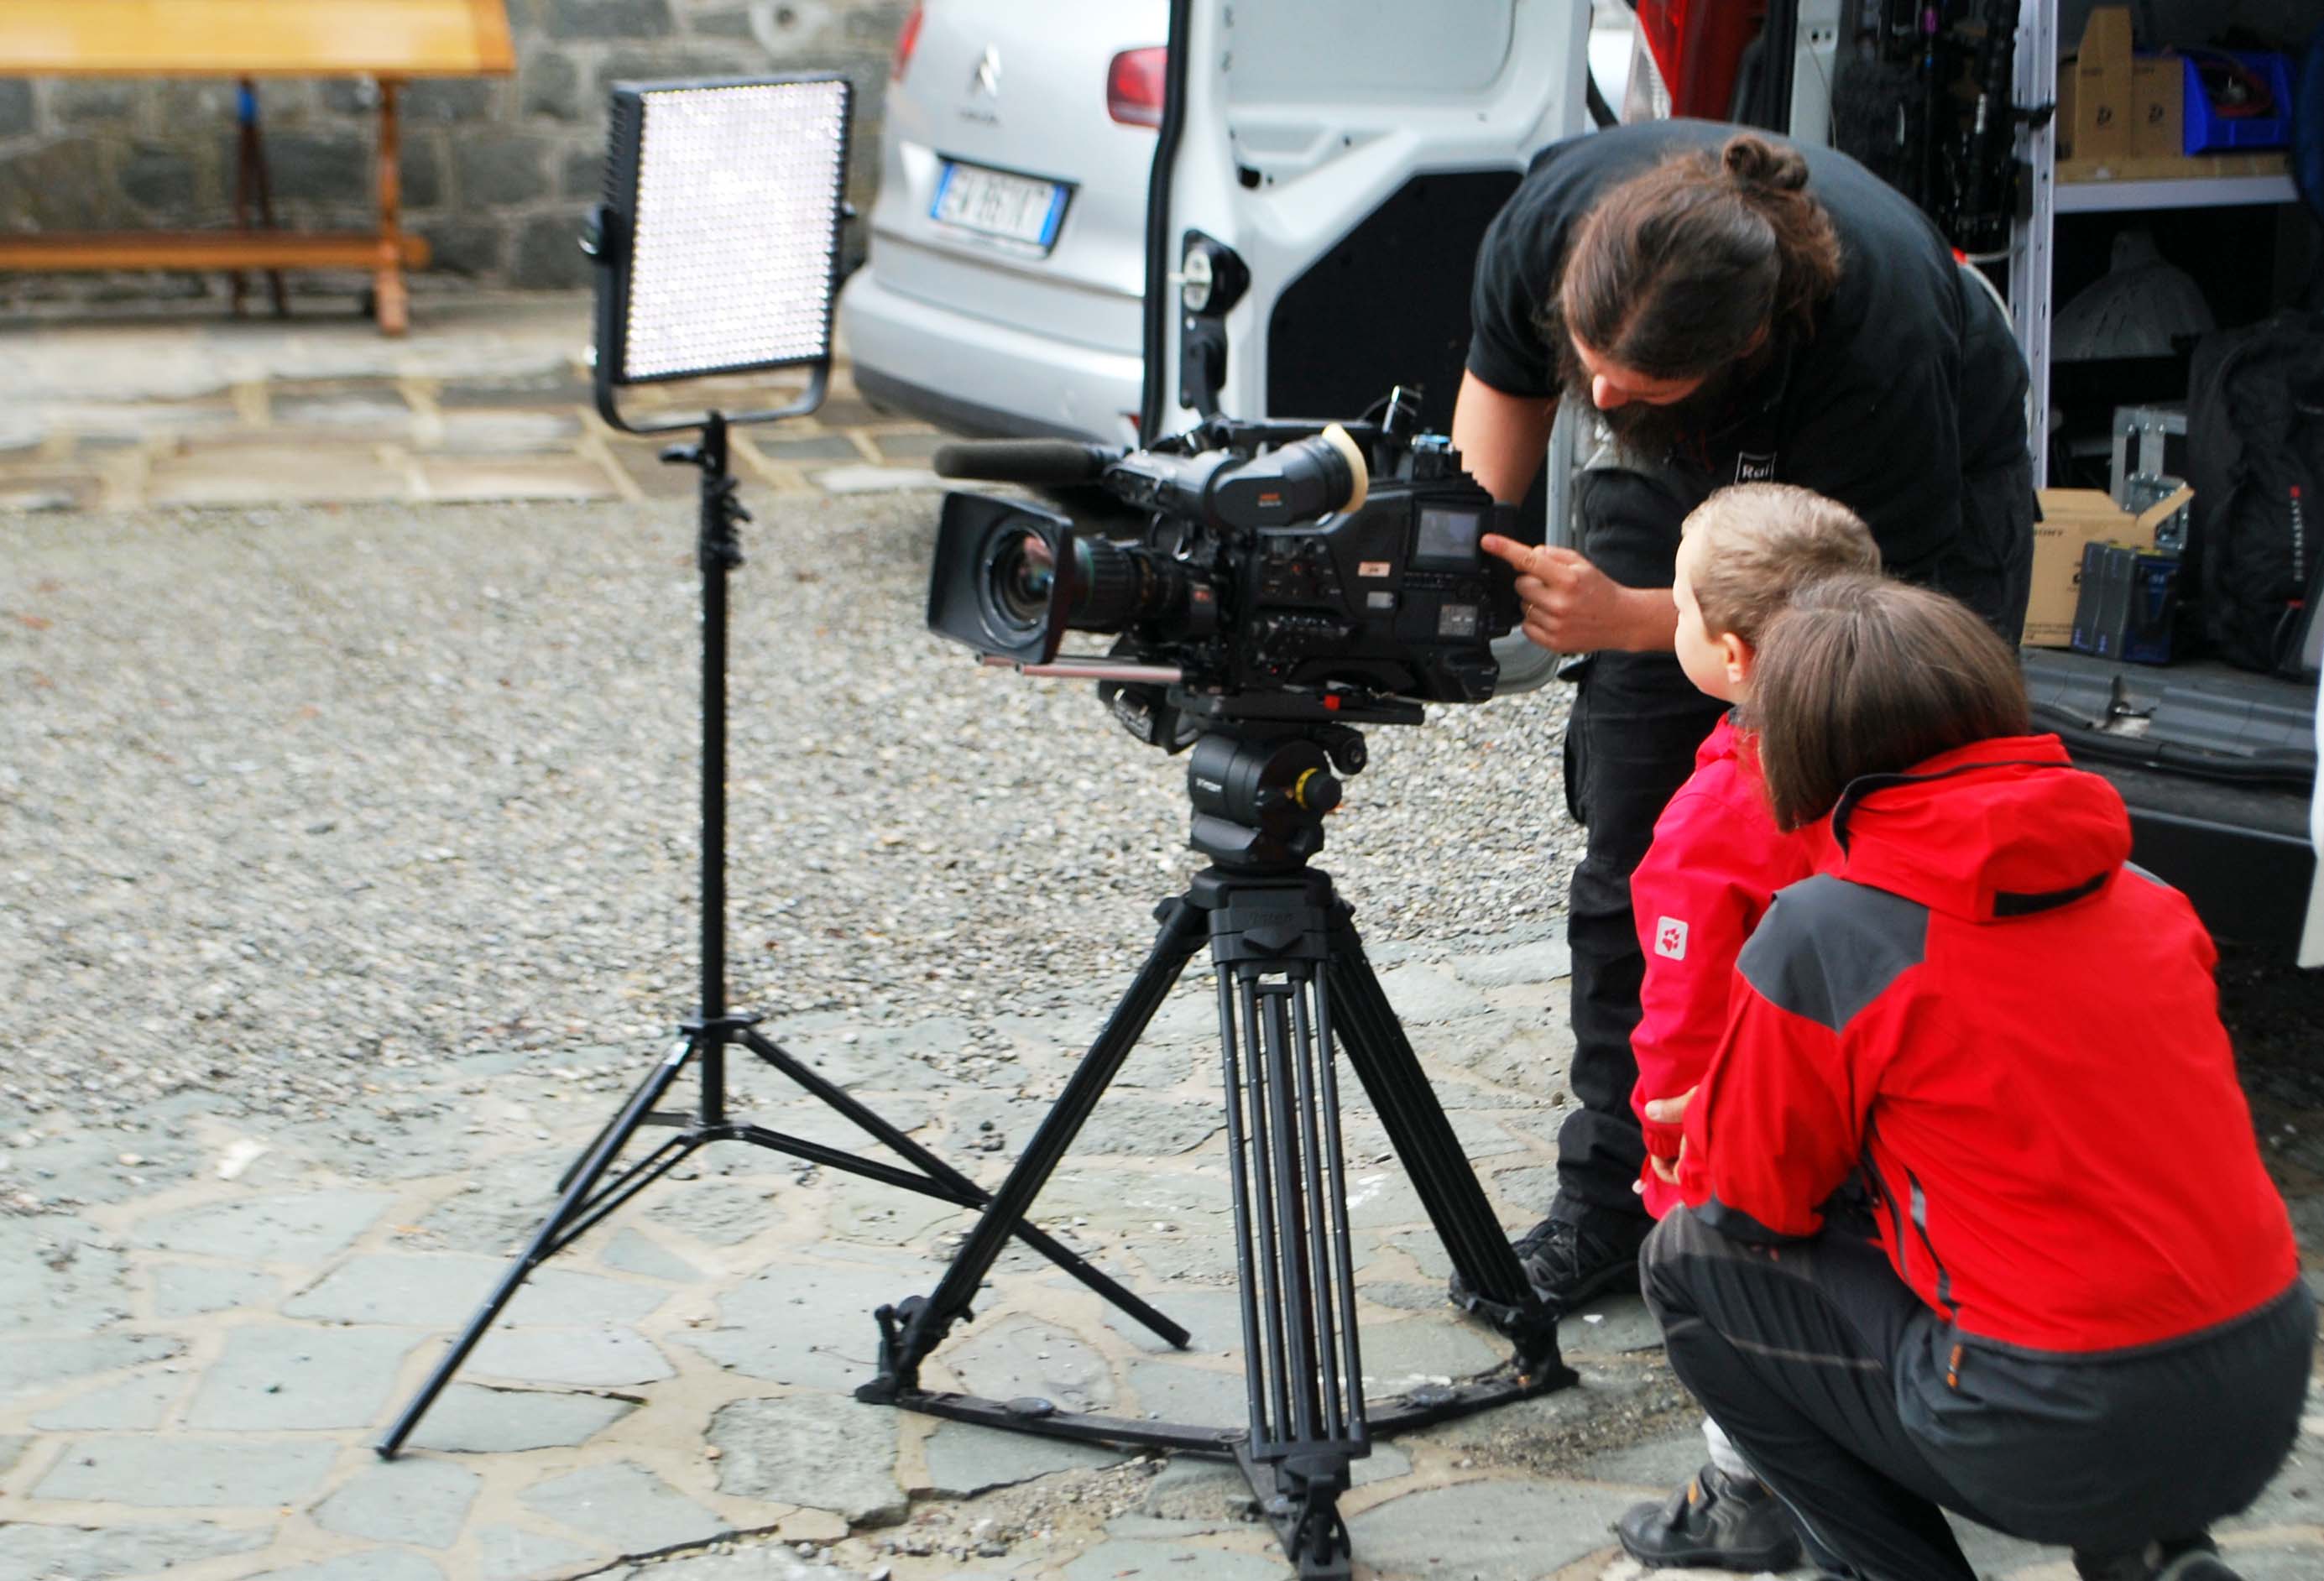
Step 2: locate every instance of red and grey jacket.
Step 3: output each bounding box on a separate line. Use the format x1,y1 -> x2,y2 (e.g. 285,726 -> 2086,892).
1678,734 -> 2300,1353
1628,714 -> 1831,1218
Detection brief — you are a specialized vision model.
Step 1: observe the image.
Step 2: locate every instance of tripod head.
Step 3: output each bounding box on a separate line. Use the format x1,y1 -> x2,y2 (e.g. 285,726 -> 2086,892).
1185,722 -> 1371,872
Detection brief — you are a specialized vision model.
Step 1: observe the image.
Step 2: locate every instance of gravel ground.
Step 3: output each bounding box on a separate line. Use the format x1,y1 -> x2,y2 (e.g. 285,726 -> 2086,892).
0,495 -> 1581,1135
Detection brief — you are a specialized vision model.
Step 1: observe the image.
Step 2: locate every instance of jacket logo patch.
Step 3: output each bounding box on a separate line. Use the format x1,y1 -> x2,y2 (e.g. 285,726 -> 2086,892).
1654,916 -> 1688,960
1735,451 -> 1778,483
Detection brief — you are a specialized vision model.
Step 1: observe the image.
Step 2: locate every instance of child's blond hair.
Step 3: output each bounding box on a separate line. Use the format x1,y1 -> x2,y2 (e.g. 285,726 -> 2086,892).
1679,483 -> 1881,644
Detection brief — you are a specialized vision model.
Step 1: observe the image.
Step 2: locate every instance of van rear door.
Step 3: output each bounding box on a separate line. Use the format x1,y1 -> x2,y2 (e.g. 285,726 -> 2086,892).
1146,0 -> 1595,441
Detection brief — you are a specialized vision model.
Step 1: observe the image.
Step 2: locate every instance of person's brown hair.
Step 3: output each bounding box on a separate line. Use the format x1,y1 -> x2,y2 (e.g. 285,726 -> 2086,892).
1747,575 -> 2030,831
1552,133 -> 1844,380
1681,483 -> 1879,645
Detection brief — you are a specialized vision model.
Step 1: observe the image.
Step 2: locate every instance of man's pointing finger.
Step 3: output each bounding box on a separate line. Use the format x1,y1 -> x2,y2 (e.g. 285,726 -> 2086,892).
1478,533 -> 1543,573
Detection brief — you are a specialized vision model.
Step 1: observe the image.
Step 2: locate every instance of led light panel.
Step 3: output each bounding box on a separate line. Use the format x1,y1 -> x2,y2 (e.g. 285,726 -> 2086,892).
605,76 -> 851,384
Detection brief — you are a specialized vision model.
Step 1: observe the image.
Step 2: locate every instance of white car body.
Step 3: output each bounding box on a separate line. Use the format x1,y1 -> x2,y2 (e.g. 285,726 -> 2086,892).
840,0 -> 1169,444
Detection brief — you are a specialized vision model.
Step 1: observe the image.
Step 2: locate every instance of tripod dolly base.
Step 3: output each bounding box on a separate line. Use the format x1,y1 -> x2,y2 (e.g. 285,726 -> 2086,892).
871,1363 -> 1576,1579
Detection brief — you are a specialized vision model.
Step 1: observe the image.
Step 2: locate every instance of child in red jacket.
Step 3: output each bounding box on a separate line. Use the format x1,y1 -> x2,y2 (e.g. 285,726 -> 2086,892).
1616,483 -> 1878,1573
1648,577 -> 2306,1581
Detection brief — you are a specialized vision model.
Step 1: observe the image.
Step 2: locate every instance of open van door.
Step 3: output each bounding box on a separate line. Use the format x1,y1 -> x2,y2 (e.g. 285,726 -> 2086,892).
1141,0 -> 1594,444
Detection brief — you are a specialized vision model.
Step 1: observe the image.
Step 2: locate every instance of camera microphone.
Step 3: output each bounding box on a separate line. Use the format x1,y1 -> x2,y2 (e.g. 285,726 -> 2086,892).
932,439 -> 1124,485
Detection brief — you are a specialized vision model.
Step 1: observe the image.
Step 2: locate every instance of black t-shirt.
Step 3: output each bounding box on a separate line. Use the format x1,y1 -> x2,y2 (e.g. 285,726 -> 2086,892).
1467,119 -> 2029,603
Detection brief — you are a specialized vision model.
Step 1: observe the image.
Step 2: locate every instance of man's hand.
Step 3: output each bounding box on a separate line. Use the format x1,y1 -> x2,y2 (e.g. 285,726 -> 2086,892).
1642,1085 -> 1698,1185
1481,535 -> 1680,655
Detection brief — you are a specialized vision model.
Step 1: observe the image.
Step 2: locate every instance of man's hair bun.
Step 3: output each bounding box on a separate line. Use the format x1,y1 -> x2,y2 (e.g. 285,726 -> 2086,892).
1721,134 -> 1810,193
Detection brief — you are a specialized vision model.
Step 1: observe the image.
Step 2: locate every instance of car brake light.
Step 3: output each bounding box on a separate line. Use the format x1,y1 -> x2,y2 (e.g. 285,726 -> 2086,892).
1107,47 -> 1167,129
891,3 -> 925,82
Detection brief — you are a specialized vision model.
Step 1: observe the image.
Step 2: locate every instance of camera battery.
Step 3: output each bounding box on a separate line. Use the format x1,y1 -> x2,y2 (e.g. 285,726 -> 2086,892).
2071,541 -> 2180,665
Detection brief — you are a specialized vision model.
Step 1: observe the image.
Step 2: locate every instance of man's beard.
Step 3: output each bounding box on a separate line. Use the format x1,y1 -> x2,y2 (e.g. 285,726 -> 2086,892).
1554,338 -> 1760,467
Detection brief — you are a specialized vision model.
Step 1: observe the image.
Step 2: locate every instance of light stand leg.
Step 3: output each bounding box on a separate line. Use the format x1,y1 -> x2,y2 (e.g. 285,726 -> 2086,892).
377,1031 -> 705,1457
739,1026 -> 1185,1344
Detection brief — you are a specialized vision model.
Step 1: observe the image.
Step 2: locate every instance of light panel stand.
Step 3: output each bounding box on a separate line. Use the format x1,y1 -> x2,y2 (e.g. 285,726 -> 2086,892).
376,146 -> 1187,1456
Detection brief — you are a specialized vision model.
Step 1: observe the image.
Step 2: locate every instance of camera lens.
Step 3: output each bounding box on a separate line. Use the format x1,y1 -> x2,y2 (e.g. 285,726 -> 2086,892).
990,530 -> 1058,629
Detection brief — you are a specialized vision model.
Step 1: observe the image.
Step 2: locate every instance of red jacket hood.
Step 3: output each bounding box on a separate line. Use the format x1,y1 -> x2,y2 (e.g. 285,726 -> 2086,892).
1829,734 -> 2133,923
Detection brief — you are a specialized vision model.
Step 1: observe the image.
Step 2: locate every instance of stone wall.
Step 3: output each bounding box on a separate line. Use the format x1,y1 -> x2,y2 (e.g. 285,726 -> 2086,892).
0,0 -> 907,301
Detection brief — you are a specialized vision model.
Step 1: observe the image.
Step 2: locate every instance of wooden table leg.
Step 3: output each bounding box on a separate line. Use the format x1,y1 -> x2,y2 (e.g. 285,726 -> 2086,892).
374,78 -> 408,337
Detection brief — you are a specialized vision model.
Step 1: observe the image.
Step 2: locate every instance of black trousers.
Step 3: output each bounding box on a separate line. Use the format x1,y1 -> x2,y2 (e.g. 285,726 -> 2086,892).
1550,648 -> 1725,1239
1642,1209 -> 2314,1581
1548,468 -> 1727,1241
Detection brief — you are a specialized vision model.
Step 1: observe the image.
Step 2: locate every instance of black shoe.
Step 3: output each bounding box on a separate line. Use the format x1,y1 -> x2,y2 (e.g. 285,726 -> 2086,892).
2076,1537 -> 2233,1581
1447,1216 -> 1642,1313
1616,1463 -> 1804,1572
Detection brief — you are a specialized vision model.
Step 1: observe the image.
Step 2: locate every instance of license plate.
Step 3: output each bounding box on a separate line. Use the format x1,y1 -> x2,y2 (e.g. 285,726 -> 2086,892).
931,161 -> 1069,251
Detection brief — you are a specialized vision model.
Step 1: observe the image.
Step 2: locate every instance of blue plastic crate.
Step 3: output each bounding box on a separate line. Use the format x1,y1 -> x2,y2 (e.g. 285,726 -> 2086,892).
2182,50 -> 2295,154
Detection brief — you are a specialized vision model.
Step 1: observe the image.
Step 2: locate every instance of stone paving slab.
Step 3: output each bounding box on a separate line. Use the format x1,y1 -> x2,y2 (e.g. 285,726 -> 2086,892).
132,1190 -> 394,1264
254,1552 -> 448,1581
284,1254 -> 674,1328
516,1461 -> 729,1554
401,1384 -> 636,1455
34,1434 -> 342,1506
315,1459 -> 484,1551
0,1333 -> 182,1400
0,1518 -> 271,1579
1345,1476 -> 1642,1578
711,1395 -> 906,1524
0,295 -> 949,515
185,1326 -> 426,1431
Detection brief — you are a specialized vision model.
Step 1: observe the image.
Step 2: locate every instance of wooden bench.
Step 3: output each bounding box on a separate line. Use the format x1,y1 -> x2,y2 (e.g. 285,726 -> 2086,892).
0,0 -> 515,334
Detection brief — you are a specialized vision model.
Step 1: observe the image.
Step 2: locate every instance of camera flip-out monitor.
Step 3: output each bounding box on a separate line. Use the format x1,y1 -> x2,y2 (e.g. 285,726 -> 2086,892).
595,75 -> 852,388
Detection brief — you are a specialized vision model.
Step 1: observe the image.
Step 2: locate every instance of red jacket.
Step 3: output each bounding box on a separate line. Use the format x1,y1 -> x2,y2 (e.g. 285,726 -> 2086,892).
1679,734 -> 2300,1354
1628,714 -> 1830,1217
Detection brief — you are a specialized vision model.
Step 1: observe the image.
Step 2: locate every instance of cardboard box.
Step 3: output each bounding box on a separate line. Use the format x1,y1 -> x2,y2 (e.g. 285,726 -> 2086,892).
2060,7 -> 2185,162
2131,54 -> 2180,156
2069,6 -> 2134,162
2025,485 -> 2194,648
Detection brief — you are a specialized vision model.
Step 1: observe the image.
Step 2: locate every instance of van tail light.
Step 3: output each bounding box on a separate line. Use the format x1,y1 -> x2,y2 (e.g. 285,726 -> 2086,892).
1107,47 -> 1167,128
890,3 -> 925,82
1627,0 -> 1765,122
1622,17 -> 1674,122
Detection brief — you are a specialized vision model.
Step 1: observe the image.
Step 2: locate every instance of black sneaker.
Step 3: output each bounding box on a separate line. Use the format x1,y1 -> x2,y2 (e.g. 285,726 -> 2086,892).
1616,1463 -> 1804,1572
2076,1539 -> 2237,1581
1447,1216 -> 1642,1313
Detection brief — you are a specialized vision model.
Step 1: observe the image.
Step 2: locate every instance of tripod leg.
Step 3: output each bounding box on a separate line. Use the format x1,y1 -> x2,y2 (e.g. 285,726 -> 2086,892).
859,895 -> 1210,1401
1324,907 -> 1567,1375
376,1032 -> 704,1457
1211,881 -> 1362,1579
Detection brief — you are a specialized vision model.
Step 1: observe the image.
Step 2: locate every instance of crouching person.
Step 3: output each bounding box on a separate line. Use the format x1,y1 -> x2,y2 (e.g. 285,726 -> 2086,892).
1643,575 -> 2313,1581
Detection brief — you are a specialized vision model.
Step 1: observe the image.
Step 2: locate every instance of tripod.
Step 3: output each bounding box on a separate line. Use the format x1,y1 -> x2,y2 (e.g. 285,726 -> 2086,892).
858,716 -> 1575,1579
377,415 -> 1186,1458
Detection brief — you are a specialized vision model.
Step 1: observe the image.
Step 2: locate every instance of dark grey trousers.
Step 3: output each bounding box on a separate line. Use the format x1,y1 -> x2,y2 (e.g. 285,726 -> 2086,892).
1642,1208 -> 2313,1581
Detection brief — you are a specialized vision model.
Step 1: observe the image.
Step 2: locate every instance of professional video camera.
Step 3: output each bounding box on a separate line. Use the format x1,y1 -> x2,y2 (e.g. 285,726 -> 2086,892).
891,393 -> 1573,1581
926,390 -> 1527,749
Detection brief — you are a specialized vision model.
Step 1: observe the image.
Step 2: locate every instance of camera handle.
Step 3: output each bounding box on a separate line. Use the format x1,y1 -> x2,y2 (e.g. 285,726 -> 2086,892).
859,725 -> 1573,1581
